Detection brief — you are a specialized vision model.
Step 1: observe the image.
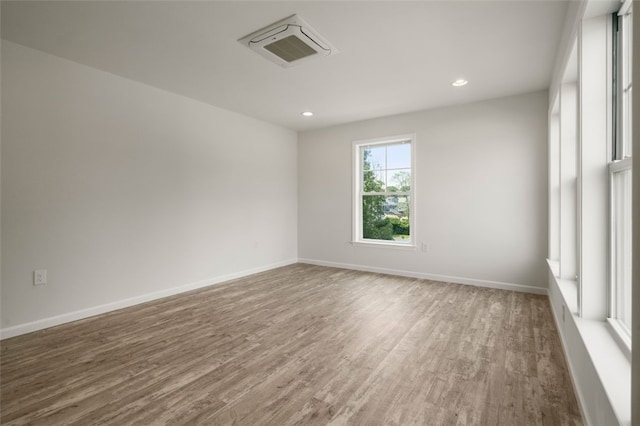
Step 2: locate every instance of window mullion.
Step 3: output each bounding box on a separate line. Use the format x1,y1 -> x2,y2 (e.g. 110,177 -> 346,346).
354,135 -> 415,246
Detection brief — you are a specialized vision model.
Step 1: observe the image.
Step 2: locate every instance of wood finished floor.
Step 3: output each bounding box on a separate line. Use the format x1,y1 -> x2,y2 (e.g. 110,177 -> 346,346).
1,264 -> 582,425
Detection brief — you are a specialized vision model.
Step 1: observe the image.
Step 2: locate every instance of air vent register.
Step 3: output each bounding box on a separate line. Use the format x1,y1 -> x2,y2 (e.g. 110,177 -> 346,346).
238,14 -> 338,68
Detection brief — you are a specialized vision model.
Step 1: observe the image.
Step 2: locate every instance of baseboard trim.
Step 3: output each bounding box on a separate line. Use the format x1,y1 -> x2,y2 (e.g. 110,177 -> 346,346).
0,259 -> 297,340
299,258 -> 547,295
1,258 -> 546,340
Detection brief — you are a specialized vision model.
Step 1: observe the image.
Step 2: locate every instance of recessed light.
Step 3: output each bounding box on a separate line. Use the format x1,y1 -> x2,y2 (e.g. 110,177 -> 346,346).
452,79 -> 468,87
301,111 -> 314,117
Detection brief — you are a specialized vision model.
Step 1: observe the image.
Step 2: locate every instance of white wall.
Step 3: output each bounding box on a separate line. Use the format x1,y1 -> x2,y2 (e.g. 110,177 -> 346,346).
298,91 -> 548,291
1,41 -> 297,334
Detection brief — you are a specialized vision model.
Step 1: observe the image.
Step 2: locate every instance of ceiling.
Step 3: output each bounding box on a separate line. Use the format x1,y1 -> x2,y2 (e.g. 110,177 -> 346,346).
1,1 -> 568,131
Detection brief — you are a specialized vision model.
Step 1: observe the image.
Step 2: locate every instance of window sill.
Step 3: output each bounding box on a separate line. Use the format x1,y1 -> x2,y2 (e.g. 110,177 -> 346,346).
546,258 -> 560,277
351,241 -> 416,250
606,318 -> 631,359
546,259 -> 578,314
547,259 -> 631,425
574,317 -> 631,426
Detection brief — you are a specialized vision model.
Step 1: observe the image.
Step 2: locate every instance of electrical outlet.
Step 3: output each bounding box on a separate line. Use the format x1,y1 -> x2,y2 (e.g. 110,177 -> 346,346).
34,269 -> 47,286
421,242 -> 429,253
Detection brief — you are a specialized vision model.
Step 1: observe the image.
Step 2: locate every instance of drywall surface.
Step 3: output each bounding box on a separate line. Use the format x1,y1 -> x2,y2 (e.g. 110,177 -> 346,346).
298,91 -> 548,289
1,41 -> 297,330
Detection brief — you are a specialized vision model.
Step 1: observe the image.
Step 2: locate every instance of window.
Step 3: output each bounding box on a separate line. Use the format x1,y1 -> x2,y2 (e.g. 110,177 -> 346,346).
615,1 -> 633,160
609,1 -> 633,341
353,135 -> 415,246
610,161 -> 632,334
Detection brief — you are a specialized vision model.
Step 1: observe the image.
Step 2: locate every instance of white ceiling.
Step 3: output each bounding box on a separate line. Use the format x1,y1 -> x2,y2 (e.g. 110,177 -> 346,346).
1,1 -> 568,131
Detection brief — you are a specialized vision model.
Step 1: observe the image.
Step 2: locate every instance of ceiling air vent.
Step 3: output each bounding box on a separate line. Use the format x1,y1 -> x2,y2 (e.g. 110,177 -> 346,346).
238,14 -> 338,68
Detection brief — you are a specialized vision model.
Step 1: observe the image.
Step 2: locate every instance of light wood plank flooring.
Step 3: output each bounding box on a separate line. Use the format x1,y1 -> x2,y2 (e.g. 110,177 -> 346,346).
1,264 -> 581,425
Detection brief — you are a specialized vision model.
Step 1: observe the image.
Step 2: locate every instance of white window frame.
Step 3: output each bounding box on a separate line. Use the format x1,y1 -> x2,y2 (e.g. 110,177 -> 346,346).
608,157 -> 632,348
607,0 -> 633,349
352,134 -> 416,248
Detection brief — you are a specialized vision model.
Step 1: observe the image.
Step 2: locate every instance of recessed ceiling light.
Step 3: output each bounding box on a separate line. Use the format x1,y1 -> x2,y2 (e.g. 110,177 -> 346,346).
452,79 -> 468,87
301,111 -> 314,117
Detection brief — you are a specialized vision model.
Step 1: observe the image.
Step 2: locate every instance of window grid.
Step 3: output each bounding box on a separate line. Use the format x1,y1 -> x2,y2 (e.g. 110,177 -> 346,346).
354,136 -> 415,246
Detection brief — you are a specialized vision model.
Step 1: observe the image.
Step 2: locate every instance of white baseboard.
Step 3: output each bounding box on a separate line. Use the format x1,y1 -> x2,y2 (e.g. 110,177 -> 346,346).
298,258 -> 548,295
1,258 -> 545,340
0,259 -> 297,340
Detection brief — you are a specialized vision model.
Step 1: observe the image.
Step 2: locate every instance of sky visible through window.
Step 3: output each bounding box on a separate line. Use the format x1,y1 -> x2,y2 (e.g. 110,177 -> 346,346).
364,142 -> 411,170
363,142 -> 411,192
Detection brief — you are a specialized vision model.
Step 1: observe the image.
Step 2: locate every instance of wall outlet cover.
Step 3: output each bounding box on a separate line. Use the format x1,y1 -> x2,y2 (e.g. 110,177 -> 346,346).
34,269 -> 47,286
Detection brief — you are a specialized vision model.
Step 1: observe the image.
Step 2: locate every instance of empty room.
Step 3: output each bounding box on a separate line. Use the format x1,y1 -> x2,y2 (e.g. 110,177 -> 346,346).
1,1 -> 638,425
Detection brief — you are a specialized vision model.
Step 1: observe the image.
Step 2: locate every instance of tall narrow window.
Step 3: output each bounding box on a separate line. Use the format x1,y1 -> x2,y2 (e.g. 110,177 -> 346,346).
617,2 -> 633,159
610,163 -> 632,333
609,0 -> 633,341
353,135 -> 415,246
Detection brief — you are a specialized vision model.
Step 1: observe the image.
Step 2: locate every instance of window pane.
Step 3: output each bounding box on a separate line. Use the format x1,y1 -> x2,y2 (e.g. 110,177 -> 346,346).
386,143 -> 411,169
615,9 -> 633,160
356,137 -> 414,245
362,146 -> 385,170
362,195 -> 410,242
612,168 -> 632,333
362,195 -> 392,240
363,170 -> 385,193
387,169 -> 411,192
623,85 -> 632,157
623,8 -> 632,157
